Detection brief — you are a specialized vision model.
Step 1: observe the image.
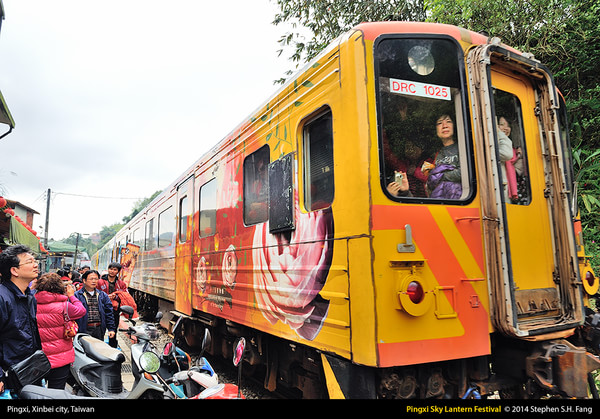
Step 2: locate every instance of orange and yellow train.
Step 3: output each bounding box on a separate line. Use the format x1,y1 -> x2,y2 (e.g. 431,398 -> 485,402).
93,21 -> 600,398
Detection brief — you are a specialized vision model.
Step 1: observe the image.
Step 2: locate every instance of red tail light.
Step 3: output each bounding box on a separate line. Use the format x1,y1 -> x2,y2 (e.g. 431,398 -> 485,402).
586,271 -> 595,287
407,281 -> 424,304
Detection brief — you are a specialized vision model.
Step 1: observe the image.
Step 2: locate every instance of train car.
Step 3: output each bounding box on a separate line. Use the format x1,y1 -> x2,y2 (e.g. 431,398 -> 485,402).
94,21 -> 600,399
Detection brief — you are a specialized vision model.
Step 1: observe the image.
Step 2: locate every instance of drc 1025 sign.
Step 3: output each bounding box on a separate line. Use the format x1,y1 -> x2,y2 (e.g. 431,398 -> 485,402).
389,78 -> 451,101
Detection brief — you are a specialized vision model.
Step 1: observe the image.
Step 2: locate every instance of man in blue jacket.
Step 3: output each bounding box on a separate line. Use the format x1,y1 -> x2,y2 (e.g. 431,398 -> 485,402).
0,245 -> 42,393
74,269 -> 115,342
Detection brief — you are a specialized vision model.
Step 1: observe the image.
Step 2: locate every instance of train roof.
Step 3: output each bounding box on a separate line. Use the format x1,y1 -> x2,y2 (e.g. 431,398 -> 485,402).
114,20 -> 521,234
355,21 -> 489,45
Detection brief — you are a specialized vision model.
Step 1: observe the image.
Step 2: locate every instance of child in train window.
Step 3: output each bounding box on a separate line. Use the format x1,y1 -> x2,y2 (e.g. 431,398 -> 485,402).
493,89 -> 531,205
496,116 -> 515,201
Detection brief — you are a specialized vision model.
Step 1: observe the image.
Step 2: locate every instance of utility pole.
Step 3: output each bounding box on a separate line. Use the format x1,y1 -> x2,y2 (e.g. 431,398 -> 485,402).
73,232 -> 79,270
43,188 -> 50,273
44,188 -> 50,248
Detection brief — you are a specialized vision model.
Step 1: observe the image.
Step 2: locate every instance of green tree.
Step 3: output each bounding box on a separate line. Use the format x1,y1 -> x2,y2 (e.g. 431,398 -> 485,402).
272,0 -> 427,82
98,224 -> 124,248
122,190 -> 161,224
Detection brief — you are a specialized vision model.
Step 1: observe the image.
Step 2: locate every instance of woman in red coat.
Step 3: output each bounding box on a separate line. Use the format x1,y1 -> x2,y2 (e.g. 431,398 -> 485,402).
34,273 -> 86,389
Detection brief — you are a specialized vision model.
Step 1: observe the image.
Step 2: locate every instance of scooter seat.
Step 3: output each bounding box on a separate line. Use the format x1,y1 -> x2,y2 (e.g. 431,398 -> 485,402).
79,335 -> 125,364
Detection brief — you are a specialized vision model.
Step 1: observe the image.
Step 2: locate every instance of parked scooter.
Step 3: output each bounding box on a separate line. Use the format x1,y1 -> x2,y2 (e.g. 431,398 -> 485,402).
18,315 -> 247,400
158,316 -> 193,377
194,336 -> 246,399
70,305 -> 166,399
166,330 -> 246,399
164,327 -> 219,398
192,337 -> 246,399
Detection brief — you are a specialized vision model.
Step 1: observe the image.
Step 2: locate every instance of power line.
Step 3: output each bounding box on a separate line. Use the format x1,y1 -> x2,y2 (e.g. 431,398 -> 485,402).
53,191 -> 144,200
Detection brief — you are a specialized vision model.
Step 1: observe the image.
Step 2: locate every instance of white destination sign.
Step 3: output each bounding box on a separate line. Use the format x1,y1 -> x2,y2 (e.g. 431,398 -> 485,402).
389,78 -> 451,101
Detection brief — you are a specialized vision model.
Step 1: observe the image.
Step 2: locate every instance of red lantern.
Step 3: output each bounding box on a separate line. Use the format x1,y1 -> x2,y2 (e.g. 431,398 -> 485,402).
0,196 -> 6,208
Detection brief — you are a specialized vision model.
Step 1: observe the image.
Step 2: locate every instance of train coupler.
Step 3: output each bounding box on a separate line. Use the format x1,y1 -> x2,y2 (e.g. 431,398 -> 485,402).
525,339 -> 600,398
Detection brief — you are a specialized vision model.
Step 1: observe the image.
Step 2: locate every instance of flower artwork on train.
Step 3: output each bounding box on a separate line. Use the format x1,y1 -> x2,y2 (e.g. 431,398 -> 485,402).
222,244 -> 238,288
253,206 -> 334,341
191,143 -> 335,340
194,244 -> 239,311
195,256 -> 208,294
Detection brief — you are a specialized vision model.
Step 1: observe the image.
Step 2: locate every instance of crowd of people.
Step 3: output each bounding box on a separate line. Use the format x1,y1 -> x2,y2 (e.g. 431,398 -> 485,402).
0,244 -> 132,393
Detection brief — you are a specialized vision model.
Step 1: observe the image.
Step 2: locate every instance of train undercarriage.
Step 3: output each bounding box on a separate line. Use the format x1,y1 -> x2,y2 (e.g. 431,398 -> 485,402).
130,289 -> 600,399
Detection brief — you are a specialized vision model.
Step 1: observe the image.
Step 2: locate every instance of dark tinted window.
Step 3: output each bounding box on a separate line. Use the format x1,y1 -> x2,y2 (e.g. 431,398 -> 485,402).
303,109 -> 334,210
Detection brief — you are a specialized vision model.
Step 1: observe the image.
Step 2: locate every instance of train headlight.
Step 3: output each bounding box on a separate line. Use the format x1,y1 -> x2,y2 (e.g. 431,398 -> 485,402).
397,275 -> 432,316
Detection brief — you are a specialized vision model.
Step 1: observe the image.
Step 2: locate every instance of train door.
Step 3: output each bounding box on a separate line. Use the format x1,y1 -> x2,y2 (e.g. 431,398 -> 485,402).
175,176 -> 194,315
467,44 -> 584,337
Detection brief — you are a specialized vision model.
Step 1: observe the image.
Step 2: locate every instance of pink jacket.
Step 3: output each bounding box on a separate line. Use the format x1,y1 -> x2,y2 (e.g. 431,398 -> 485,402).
35,291 -> 87,368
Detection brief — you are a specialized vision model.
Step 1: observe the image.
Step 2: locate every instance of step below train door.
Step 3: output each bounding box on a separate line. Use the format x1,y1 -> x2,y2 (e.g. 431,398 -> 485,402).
175,175 -> 194,315
467,44 -> 584,338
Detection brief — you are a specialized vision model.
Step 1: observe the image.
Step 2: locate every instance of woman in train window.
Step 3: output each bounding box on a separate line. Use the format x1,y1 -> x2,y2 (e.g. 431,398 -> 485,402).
426,114 -> 462,199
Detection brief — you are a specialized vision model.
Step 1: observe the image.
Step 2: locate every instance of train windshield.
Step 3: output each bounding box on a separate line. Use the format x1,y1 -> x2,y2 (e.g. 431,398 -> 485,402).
375,37 -> 472,202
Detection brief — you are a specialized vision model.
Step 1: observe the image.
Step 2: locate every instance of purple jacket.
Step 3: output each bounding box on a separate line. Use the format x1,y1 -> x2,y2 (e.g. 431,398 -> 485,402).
427,164 -> 462,199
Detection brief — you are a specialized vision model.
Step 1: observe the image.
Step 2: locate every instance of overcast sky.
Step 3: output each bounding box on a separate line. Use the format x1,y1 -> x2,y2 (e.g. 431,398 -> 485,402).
0,0 -> 295,241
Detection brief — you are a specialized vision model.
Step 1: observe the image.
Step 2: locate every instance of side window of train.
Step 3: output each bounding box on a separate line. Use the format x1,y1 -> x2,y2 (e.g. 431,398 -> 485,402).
303,108 -> 334,211
132,228 -> 140,247
199,178 -> 217,237
179,195 -> 189,242
243,145 -> 270,225
376,37 -> 472,202
492,88 -> 531,205
145,218 -> 155,251
178,177 -> 193,243
158,206 -> 176,248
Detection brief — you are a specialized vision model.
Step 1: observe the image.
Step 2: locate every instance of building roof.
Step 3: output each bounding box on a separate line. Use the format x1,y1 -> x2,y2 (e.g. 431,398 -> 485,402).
48,241 -> 87,254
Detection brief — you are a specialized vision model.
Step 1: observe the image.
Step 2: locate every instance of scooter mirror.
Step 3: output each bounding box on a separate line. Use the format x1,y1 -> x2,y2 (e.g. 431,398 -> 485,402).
233,337 -> 246,367
139,351 -> 161,374
163,341 -> 174,357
